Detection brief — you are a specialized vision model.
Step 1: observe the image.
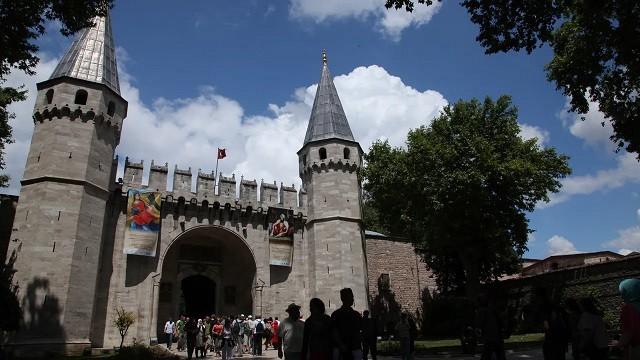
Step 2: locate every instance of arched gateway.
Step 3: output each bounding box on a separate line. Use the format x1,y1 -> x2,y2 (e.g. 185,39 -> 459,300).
156,225 -> 257,335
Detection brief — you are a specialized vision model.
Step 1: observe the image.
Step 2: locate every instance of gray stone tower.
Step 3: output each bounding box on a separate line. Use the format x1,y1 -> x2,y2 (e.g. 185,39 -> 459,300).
298,51 -> 368,312
7,13 -> 127,355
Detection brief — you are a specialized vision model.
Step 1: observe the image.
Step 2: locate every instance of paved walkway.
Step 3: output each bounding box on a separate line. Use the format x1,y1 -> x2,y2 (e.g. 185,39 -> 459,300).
166,345 -> 280,359
163,346 -> 543,360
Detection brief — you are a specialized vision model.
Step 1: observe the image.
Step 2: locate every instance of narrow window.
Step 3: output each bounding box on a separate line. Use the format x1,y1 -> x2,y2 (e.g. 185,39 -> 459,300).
52,242 -> 56,252
343,147 -> 350,159
46,89 -> 54,104
107,101 -> 116,116
303,154 -> 307,166
319,147 -> 327,160
74,89 -> 88,105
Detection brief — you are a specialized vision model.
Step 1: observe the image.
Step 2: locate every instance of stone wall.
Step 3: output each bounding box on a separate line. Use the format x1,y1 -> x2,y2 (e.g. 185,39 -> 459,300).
0,194 -> 18,263
365,236 -> 436,327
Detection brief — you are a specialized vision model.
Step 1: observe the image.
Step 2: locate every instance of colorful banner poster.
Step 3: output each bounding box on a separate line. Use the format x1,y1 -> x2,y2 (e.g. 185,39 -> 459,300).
267,207 -> 295,266
123,189 -> 161,256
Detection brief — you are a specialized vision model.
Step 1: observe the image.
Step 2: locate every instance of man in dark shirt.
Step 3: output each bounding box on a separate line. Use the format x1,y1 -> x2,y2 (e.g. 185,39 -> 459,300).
331,288 -> 363,360
361,310 -> 377,360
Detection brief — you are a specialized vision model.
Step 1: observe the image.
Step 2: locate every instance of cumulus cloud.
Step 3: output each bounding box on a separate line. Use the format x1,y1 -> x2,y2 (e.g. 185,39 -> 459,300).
519,124 -> 549,147
288,0 -> 442,41
3,50 -> 448,196
3,55 -> 60,194
547,235 -> 580,256
543,152 -> 640,207
606,209 -> 640,254
559,98 -> 615,151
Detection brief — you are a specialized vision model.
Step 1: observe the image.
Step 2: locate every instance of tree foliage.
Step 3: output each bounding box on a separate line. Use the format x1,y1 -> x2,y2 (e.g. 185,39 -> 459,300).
0,0 -> 112,187
0,250 -> 21,334
113,306 -> 135,349
385,0 -> 640,157
362,96 -> 571,296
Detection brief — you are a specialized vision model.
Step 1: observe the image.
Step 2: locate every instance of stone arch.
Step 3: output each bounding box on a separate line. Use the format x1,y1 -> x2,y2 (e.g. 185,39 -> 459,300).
156,225 -> 257,333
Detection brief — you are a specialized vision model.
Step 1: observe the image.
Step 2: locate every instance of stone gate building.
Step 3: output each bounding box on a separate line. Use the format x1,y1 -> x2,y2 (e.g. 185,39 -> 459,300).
2,13 -> 435,356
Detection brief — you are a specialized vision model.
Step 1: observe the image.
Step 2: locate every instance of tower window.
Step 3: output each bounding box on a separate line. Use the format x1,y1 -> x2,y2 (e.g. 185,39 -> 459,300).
303,154 -> 307,166
74,89 -> 88,105
45,89 -> 54,104
107,101 -> 116,116
319,147 -> 327,160
343,147 -> 350,159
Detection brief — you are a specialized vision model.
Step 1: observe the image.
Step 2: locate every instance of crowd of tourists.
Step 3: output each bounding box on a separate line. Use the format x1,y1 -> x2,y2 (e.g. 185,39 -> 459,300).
161,278 -> 640,360
162,287 -> 406,360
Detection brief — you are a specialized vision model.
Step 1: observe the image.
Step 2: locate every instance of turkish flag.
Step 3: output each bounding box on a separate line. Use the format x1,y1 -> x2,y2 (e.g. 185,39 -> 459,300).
217,148 -> 227,159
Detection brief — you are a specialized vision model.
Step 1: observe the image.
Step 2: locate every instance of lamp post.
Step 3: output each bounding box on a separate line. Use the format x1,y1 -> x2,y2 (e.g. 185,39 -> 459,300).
254,278 -> 265,317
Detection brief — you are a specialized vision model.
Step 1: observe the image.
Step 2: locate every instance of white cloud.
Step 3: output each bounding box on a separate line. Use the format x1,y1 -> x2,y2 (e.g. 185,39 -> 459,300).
519,124 -> 549,147
547,235 -> 580,256
559,98 -> 615,151
606,226 -> 640,254
619,249 -> 634,256
288,0 -> 442,41
3,51 -> 447,197
543,152 -> 640,207
3,55 -> 60,195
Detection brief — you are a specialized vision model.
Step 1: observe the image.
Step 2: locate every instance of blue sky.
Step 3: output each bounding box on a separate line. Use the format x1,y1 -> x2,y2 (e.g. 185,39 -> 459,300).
4,0 -> 640,259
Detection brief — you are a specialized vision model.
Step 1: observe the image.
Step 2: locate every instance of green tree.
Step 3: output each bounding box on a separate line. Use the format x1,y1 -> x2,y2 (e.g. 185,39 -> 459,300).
385,0 -> 640,157
0,0 -> 112,187
1,250 -> 21,345
113,306 -> 135,349
363,96 -> 571,297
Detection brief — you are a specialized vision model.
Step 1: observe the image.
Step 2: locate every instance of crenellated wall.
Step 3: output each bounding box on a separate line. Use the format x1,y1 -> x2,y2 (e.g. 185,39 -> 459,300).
121,159 -> 307,214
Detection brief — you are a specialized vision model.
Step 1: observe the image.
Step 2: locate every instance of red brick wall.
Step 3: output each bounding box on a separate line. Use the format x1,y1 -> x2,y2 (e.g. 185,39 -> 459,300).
365,238 -> 436,319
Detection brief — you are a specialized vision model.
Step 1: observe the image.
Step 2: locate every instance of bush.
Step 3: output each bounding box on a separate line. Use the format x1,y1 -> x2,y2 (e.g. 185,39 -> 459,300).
422,295 -> 475,338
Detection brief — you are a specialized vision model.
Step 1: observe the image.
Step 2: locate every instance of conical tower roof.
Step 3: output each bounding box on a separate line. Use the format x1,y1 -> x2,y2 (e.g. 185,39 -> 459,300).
303,51 -> 354,145
49,12 -> 120,94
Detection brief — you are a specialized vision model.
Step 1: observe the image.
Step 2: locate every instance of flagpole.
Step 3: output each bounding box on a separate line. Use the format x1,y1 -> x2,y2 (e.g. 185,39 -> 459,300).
214,154 -> 220,195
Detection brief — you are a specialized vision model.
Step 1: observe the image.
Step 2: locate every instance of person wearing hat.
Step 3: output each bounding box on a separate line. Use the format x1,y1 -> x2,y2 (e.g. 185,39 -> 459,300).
278,303 -> 305,360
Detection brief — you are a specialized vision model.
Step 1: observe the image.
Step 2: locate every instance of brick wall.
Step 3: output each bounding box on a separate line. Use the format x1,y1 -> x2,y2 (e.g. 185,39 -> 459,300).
365,237 -> 436,326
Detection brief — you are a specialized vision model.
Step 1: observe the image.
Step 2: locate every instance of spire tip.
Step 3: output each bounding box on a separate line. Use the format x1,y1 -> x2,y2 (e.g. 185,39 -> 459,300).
322,49 -> 327,65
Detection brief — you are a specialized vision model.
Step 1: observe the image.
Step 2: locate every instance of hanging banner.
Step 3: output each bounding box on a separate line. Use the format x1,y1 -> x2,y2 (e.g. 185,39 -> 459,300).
267,207 -> 295,266
123,189 -> 161,256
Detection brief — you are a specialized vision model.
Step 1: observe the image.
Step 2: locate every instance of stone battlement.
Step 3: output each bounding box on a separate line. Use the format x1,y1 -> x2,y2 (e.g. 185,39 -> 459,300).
121,158 -> 306,212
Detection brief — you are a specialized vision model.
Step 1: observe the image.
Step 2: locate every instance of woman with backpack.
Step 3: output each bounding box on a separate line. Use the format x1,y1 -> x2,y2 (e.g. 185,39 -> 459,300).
618,279 -> 640,360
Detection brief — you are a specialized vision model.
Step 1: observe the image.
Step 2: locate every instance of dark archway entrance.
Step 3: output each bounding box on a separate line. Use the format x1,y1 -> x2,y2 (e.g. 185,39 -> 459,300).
182,275 -> 216,318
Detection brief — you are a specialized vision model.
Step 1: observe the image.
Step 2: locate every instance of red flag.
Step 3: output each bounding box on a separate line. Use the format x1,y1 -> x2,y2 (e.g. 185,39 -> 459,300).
217,148 -> 227,159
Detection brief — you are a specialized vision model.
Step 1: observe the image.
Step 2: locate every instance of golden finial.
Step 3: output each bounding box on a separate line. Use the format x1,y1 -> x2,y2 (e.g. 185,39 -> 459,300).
322,49 -> 327,65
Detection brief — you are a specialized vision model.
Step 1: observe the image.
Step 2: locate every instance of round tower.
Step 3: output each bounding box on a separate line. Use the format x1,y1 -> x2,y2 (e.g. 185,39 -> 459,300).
7,13 -> 127,356
298,51 -> 368,312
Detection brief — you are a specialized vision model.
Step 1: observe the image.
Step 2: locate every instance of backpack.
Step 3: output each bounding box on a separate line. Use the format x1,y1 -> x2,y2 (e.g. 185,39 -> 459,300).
232,321 -> 241,336
256,321 -> 264,334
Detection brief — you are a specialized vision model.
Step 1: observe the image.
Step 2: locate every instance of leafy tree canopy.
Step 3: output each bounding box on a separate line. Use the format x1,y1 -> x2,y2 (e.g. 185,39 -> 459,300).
0,0 -> 112,187
385,0 -> 640,157
363,96 -> 571,296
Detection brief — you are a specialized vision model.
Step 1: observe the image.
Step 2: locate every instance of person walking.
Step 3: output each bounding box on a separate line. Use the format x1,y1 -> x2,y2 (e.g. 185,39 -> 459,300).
176,315 -> 186,352
331,288 -> 363,360
254,315 -> 265,355
164,318 -> 175,350
543,304 -> 569,360
233,315 -> 244,356
222,318 -> 235,360
302,298 -> 333,360
264,318 -> 273,350
566,299 -> 582,360
577,298 -> 608,360
214,318 -> 224,357
278,303 -> 305,360
476,295 -> 506,360
361,310 -> 377,360
244,316 -> 254,353
196,319 -> 206,358
186,318 -> 198,360
618,279 -> 640,360
272,317 -> 281,351
395,314 -> 412,360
